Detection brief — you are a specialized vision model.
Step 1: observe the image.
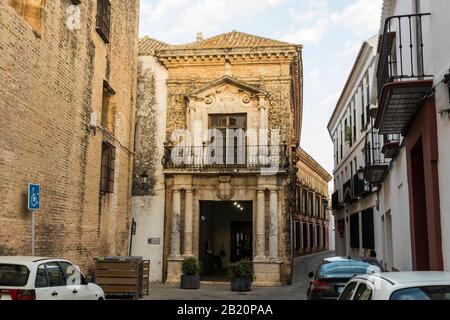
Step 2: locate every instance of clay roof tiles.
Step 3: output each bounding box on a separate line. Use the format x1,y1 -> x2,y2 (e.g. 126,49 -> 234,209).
139,37 -> 169,55
139,31 -> 299,55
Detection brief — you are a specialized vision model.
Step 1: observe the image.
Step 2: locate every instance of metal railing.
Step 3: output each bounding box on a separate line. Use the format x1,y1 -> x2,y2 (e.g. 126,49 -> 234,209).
364,128 -> 388,168
162,145 -> 289,169
377,13 -> 432,100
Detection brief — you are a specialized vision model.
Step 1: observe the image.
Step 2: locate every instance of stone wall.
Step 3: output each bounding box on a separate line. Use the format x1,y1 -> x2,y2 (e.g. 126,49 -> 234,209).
0,0 -> 140,273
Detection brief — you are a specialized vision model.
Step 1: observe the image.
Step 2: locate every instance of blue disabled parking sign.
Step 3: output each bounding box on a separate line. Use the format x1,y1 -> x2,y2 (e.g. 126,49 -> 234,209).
28,184 -> 41,211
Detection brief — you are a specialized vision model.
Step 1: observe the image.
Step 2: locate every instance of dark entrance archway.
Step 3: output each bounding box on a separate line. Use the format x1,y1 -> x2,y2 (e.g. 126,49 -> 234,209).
199,201 -> 253,281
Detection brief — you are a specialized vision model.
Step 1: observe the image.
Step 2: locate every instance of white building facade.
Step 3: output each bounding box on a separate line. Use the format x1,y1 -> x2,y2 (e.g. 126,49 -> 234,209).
372,0 -> 450,271
330,0 -> 450,272
328,36 -> 388,261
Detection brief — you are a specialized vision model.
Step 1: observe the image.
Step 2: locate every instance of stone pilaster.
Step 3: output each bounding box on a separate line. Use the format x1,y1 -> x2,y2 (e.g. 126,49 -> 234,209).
170,188 -> 181,258
269,188 -> 279,260
184,188 -> 194,257
255,188 -> 266,261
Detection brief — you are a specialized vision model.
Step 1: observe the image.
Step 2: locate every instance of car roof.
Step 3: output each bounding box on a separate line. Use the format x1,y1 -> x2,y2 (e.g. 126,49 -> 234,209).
0,256 -> 60,264
354,272 -> 450,285
323,256 -> 378,263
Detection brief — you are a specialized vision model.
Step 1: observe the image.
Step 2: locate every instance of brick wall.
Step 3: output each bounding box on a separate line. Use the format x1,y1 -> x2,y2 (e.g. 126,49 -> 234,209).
0,0 -> 140,273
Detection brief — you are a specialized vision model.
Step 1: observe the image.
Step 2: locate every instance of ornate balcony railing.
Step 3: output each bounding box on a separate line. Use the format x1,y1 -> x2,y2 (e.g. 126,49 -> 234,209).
363,129 -> 390,185
375,13 -> 433,135
331,190 -> 342,211
162,145 -> 289,170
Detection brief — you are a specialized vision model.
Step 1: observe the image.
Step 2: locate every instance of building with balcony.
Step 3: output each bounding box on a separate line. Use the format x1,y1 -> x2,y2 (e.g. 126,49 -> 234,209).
132,31 -> 303,286
293,148 -> 332,257
328,36 -> 390,259
373,0 -> 450,272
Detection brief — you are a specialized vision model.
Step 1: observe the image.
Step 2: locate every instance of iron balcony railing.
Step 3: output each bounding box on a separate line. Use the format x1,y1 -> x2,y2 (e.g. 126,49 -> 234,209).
353,173 -> 372,198
331,190 -> 341,211
377,13 -> 432,101
162,145 -> 289,169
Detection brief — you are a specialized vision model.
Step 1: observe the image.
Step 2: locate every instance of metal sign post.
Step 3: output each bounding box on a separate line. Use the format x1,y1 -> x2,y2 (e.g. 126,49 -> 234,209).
28,184 -> 41,256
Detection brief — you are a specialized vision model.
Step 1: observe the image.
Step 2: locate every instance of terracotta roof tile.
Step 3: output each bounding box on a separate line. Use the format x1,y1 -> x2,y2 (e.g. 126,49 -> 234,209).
139,37 -> 169,55
167,31 -> 296,50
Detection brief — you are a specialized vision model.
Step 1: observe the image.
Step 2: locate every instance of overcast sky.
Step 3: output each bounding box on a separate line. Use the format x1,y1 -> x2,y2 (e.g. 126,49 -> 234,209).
139,0 -> 383,174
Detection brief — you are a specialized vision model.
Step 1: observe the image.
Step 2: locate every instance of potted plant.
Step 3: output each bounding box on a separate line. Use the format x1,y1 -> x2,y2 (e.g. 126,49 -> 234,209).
228,260 -> 254,292
180,257 -> 201,289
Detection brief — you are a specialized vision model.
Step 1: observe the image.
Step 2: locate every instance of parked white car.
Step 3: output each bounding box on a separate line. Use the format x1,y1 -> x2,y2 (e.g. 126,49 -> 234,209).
339,272 -> 450,300
0,257 -> 105,300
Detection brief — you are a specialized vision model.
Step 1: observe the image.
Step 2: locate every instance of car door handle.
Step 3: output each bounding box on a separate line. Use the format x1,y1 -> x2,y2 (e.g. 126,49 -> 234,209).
52,292 -> 58,297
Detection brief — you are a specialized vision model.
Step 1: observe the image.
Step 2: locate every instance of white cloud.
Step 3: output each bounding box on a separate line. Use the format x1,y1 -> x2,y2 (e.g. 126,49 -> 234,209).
283,0 -> 382,44
140,0 -> 284,41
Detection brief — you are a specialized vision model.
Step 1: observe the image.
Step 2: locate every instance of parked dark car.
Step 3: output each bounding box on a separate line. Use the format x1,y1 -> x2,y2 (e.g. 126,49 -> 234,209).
306,257 -> 384,300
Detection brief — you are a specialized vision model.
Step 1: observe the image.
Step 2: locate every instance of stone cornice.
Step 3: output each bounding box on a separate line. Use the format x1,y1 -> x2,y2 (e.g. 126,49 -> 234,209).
297,148 -> 332,182
155,47 -> 300,67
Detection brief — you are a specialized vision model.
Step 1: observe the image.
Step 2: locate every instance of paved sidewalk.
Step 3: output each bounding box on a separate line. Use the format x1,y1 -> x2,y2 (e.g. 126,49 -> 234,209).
144,251 -> 335,300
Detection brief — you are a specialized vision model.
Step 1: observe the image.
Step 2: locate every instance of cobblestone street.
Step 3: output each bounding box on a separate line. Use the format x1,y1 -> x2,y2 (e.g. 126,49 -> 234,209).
144,251 -> 335,300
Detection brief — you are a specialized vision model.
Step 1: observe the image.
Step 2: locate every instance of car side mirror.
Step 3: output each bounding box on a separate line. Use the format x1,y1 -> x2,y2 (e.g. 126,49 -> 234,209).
308,271 -> 314,279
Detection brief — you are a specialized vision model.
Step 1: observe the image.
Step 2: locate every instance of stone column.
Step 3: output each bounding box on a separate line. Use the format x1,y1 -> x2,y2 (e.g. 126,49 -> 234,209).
269,189 -> 279,260
170,188 -> 181,257
258,95 -> 267,165
184,188 -> 194,257
255,189 -> 266,260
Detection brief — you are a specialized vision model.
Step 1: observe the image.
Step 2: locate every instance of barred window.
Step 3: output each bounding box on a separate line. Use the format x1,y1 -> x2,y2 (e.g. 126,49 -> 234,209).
100,142 -> 115,194
96,0 -> 111,43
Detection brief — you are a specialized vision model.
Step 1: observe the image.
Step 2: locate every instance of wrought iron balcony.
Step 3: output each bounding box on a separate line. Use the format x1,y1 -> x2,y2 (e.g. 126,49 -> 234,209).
162,145 -> 289,170
364,129 -> 390,185
381,134 -> 401,159
353,173 -> 372,199
331,190 -> 343,211
375,13 -> 433,136
343,179 -> 355,204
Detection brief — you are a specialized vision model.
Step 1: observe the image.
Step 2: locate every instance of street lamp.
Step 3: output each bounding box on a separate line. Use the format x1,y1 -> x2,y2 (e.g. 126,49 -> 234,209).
140,171 -> 149,185
357,167 -> 365,181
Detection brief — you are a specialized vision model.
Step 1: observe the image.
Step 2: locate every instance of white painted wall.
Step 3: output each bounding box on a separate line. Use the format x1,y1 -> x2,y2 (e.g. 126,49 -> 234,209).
328,214 -> 335,251
378,148 -> 412,271
429,0 -> 450,271
131,56 -> 168,283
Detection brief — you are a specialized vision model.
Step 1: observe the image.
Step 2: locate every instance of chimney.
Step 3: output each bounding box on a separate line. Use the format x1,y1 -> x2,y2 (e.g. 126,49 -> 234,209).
196,32 -> 204,42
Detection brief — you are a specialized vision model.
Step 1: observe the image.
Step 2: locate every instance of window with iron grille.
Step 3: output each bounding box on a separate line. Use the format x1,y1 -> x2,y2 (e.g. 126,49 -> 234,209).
96,0 -> 111,43
362,209 -> 375,250
100,142 -> 116,194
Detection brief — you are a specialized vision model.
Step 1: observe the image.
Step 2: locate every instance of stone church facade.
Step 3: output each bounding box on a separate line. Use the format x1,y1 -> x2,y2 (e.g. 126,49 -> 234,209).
133,31 -> 303,285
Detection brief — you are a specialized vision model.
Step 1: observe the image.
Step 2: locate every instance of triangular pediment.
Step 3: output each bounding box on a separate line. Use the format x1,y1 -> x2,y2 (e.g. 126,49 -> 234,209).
187,76 -> 270,98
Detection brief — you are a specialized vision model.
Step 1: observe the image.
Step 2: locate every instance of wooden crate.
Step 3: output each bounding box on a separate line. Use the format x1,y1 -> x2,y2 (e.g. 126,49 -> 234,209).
94,257 -> 150,300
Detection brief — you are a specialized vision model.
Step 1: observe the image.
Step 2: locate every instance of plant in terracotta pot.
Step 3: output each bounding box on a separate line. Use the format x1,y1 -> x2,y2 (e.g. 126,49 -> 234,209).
228,259 -> 254,292
180,257 -> 201,289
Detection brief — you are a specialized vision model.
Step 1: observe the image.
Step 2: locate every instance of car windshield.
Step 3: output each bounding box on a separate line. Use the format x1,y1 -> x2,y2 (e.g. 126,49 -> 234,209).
0,264 -> 30,287
390,286 -> 450,300
320,260 -> 382,276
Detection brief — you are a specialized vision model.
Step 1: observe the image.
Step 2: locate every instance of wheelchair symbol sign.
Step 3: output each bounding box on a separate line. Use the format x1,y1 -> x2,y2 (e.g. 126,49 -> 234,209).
28,184 -> 41,211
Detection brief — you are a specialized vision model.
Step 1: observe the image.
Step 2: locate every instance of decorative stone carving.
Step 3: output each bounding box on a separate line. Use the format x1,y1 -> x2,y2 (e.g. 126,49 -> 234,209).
216,176 -> 234,201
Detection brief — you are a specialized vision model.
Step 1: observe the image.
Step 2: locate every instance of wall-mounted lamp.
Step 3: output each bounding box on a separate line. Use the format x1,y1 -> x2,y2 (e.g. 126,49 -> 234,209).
357,167 -> 365,181
140,171 -> 149,185
444,69 -> 450,105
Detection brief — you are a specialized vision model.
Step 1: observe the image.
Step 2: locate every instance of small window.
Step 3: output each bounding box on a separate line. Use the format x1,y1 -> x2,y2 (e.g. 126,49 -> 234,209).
340,282 -> 358,300
354,283 -> 373,300
96,0 -> 111,43
35,264 -> 48,288
46,262 -> 66,287
100,142 -> 116,194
